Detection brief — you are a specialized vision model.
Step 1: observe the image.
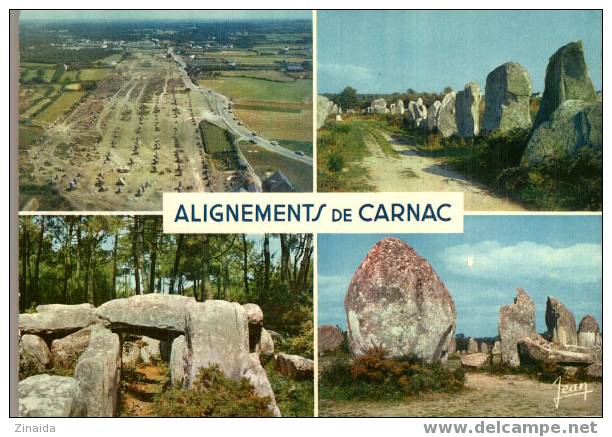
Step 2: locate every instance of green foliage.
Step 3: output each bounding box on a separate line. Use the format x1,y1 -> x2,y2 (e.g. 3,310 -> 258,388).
486,360 -> 601,384
279,318 -> 314,358
265,361 -> 314,417
320,347 -> 465,401
153,365 -> 274,417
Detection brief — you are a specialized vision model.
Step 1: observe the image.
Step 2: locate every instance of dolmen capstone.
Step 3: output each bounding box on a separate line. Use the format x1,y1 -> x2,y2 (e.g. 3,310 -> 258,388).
344,237 -> 456,363
498,288 -> 536,367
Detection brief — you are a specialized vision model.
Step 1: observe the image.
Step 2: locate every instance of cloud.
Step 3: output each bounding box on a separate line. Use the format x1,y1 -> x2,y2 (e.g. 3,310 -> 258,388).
439,240 -> 602,284
318,63 -> 374,85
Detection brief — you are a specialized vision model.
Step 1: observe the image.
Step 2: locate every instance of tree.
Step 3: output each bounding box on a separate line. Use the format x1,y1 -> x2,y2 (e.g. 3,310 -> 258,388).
337,86 -> 360,110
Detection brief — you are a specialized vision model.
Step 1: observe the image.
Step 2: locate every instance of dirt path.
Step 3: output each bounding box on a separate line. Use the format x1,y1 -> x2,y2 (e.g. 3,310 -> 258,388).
119,363 -> 168,417
360,130 -> 526,211
319,373 -> 602,417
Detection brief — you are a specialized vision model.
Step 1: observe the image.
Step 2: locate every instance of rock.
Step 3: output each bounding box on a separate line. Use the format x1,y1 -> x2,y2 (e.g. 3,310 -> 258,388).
242,353 -> 281,417
139,336 -> 161,364
483,62 -> 532,132
534,41 -> 597,128
437,92 -> 458,137
50,326 -> 95,370
522,99 -> 602,165
256,327 -> 275,357
169,335 -> 188,388
243,303 -> 264,351
562,366 -> 578,377
491,341 -> 502,365
316,95 -> 335,129
318,325 -> 344,354
19,374 -> 87,417
456,82 -> 481,137
545,297 -> 578,346
449,337 -> 456,354
407,100 -> 427,127
498,288 -> 536,367
275,353 -> 314,380
586,362 -> 602,378
427,100 -> 441,131
480,342 -> 489,355
517,333 -> 595,366
74,327 -> 121,417
20,334 -> 51,376
344,237 -> 456,363
335,114 -> 342,121
460,352 -> 490,368
467,338 -> 479,354
578,315 -> 600,348
19,304 -> 97,337
395,99 -> 405,115
267,330 -> 284,343
96,294 -> 196,338
122,340 -> 141,367
183,300 -> 250,386
371,98 -> 387,114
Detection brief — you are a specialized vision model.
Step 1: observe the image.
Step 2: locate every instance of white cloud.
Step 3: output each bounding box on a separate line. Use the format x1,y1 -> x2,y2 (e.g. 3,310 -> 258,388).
318,63 -> 374,84
440,240 -> 602,284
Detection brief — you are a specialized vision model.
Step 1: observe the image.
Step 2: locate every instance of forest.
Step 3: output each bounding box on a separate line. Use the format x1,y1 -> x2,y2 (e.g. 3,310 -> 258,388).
19,216 -> 313,343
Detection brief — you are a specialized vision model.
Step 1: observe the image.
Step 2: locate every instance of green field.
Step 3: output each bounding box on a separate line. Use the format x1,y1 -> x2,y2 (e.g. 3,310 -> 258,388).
240,143 -> 312,192
34,91 -> 84,123
200,122 -> 239,171
222,70 -> 296,82
199,77 -> 311,103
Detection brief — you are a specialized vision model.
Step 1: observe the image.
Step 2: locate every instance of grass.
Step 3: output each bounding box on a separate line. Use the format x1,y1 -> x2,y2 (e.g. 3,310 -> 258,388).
235,105 -> 312,144
320,347 -> 465,402
265,361 -> 314,417
222,70 -> 296,83
276,139 -> 312,157
34,91 -> 84,123
199,76 -> 311,103
239,143 -> 312,192
77,68 -> 113,81
317,119 -> 373,192
200,121 -> 240,171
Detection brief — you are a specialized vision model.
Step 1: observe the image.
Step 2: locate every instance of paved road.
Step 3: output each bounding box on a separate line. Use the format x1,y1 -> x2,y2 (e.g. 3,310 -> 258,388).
168,47 -> 312,167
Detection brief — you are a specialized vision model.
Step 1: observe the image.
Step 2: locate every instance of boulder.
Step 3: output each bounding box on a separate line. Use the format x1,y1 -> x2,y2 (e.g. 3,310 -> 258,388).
460,352 -> 490,368
437,92 -> 458,137
491,341 -> 502,365
20,334 -> 51,376
586,362 -> 602,378
19,304 -> 97,337
242,353 -> 281,417
344,237 -> 456,363
267,330 -> 284,343
480,342 -> 489,355
371,98 -> 387,114
467,338 -> 479,354
96,294 -> 196,338
183,300 -> 250,386
498,288 -> 536,367
74,327 -> 121,417
517,333 -> 595,366
139,336 -> 161,364
256,327 -> 275,357
275,353 -> 314,380
483,62 -> 532,132
534,41 -> 597,128
122,339 -> 141,367
169,335 -> 188,388
522,99 -> 602,165
456,82 -> 481,137
50,326 -> 95,370
449,337 -> 456,354
19,374 -> 87,417
545,297 -> 578,346
316,95 -> 335,129
578,315 -> 600,348
396,99 -> 405,115
318,325 -> 344,354
243,303 -> 264,351
427,100 -> 441,131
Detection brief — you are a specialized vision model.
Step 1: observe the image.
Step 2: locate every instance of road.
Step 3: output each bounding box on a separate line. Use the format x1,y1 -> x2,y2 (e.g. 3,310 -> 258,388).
168,47 -> 313,167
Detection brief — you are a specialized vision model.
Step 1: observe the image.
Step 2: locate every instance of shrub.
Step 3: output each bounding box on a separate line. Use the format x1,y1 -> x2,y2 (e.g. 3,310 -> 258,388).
152,365 -> 274,417
320,347 -> 465,401
265,361 -> 313,417
327,153 -> 344,172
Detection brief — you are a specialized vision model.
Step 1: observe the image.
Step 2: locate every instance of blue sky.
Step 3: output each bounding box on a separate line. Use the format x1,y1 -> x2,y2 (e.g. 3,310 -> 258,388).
318,10 -> 602,94
318,216 -> 602,337
20,10 -> 311,22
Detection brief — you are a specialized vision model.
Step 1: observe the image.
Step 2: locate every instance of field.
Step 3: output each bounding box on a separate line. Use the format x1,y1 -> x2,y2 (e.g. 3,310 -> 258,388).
239,143 -> 313,192
34,91 -> 84,123
199,77 -> 312,103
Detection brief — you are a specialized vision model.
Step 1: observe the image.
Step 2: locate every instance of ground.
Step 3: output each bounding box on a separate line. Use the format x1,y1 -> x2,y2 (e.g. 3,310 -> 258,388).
319,372 -> 602,417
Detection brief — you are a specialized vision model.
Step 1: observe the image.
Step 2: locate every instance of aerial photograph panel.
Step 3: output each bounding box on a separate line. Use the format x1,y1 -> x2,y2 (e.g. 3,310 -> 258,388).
18,10 -> 313,211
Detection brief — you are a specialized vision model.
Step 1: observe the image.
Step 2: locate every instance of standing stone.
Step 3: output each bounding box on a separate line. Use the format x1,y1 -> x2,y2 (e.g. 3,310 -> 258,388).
317,95 -> 335,129
427,100 -> 442,131
483,62 -> 532,133
437,92 -> 458,137
491,341 -> 502,365
480,342 -> 489,355
50,326 -> 95,370
371,98 -> 387,114
390,103 -> 396,113
449,337 -> 457,354
534,41 -> 597,128
456,82 -> 481,137
19,375 -> 87,417
467,337 -> 479,354
318,325 -> 344,354
344,238 -> 456,363
499,288 -> 536,367
578,315 -> 600,348
242,353 -> 281,417
19,334 -> 51,377
396,99 -> 405,115
74,327 -> 121,417
169,335 -> 188,388
256,327 -> 275,358
545,297 -> 578,346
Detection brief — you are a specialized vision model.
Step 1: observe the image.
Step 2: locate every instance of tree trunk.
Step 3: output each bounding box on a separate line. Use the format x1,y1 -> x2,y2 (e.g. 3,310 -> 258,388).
20,222 -> 29,311
263,234 -> 270,300
241,234 -> 249,296
138,218 -> 149,293
132,217 -> 141,295
200,236 -> 212,301
169,234 -> 184,294
298,234 -> 313,291
280,234 -> 290,285
149,219 -> 159,293
111,228 -> 119,300
32,216 -> 45,306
